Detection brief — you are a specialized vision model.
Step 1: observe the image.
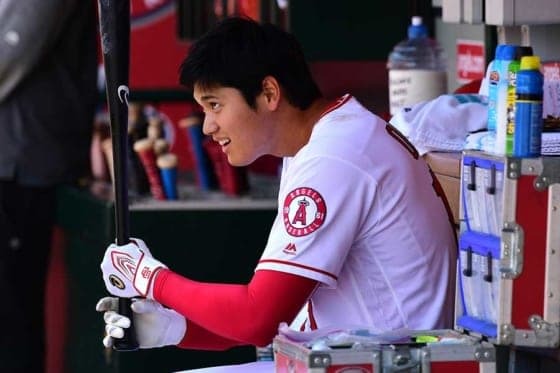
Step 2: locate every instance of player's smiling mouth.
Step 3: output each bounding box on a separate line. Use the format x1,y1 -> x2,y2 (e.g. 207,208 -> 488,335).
216,138 -> 231,147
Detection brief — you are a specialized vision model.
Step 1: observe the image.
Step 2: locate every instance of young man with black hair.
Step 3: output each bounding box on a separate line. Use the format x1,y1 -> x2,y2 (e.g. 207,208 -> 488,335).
98,16 -> 456,354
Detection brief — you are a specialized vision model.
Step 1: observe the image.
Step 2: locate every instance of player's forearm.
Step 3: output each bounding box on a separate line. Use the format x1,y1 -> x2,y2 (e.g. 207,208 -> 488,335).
154,270 -> 280,346
177,319 -> 247,351
153,269 -> 317,347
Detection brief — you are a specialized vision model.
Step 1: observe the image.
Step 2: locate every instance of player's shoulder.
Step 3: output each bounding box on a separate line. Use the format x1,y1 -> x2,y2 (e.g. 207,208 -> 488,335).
302,111 -> 383,162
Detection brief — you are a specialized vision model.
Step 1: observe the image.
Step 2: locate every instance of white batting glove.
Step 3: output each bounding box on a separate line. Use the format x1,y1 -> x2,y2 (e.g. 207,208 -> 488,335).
100,238 -> 167,299
96,297 -> 187,349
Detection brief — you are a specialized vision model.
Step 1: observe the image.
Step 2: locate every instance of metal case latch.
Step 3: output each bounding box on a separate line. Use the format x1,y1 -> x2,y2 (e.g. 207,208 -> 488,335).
384,345 -> 421,372
501,222 -> 525,279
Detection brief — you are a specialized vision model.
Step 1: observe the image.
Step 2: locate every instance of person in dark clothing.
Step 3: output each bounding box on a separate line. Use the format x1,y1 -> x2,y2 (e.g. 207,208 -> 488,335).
0,1 -> 98,371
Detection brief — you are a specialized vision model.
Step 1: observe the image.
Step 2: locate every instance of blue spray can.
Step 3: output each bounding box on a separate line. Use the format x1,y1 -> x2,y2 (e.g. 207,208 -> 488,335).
505,46 -> 533,156
513,56 -> 544,157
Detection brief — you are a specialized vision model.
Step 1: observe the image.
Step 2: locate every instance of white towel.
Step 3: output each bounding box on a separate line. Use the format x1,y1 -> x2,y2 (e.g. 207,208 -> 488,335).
390,94 -> 488,155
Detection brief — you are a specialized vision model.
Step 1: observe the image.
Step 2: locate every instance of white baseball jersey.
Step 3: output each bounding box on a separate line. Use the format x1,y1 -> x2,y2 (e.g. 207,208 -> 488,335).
255,94 -> 457,332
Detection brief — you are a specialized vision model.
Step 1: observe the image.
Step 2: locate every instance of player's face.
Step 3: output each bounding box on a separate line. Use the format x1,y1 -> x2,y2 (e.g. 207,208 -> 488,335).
194,84 -> 273,166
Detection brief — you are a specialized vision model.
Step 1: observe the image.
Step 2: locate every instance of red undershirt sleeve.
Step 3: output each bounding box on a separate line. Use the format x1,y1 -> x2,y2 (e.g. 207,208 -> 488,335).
153,269 -> 318,349
177,319 -> 245,350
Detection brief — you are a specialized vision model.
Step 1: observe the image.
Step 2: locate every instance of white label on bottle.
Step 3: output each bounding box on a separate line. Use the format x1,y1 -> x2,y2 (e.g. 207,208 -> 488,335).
388,70 -> 448,115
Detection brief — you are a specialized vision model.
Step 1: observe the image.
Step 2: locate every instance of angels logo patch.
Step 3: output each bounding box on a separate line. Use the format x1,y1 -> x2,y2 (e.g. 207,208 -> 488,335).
283,187 -> 326,237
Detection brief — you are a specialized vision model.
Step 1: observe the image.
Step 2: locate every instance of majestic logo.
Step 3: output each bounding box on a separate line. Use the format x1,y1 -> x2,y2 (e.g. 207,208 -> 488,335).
283,187 -> 326,237
109,274 -> 125,289
282,243 -> 297,255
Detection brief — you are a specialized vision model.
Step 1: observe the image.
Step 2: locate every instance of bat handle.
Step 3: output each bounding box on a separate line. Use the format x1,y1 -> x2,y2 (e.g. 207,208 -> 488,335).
113,298 -> 139,351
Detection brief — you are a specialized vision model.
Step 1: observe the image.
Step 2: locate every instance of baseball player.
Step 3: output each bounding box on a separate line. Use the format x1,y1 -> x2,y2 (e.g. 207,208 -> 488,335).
98,16 -> 457,352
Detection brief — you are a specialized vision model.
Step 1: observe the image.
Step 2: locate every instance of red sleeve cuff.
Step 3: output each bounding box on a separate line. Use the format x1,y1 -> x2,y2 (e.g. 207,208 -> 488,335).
153,267 -> 172,302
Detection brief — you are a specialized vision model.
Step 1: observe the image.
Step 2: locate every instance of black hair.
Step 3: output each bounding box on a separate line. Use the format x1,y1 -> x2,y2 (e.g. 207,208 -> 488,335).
179,16 -> 322,110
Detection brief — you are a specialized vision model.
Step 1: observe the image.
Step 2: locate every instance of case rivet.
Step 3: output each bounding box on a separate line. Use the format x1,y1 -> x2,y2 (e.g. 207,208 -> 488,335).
394,354 -> 406,365
523,333 -> 529,338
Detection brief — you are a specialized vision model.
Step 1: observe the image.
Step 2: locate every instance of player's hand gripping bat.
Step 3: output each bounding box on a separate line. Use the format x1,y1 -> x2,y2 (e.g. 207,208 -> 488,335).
97,0 -> 138,351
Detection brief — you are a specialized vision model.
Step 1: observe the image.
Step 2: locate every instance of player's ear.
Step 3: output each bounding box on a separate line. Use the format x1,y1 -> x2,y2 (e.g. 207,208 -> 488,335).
261,76 -> 280,110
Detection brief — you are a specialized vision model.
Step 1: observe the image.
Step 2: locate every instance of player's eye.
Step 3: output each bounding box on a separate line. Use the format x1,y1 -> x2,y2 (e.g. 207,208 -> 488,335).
209,102 -> 222,111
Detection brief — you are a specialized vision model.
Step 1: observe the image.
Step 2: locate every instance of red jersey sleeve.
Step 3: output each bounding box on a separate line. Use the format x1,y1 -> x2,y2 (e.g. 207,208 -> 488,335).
154,269 -> 317,348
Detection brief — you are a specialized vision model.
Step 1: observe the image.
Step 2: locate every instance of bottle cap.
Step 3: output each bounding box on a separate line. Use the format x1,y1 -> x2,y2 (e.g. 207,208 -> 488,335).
493,44 -> 504,59
408,16 -> 427,39
514,46 -> 533,60
498,44 -> 516,60
520,56 -> 541,70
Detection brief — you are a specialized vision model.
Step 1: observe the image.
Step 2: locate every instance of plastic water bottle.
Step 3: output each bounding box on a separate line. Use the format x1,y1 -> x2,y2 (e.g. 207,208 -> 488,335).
479,45 -> 503,97
513,56 -> 544,157
387,16 -> 447,115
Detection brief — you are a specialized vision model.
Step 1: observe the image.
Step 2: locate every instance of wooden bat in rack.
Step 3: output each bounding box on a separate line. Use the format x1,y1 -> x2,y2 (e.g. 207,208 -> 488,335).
97,0 -> 138,351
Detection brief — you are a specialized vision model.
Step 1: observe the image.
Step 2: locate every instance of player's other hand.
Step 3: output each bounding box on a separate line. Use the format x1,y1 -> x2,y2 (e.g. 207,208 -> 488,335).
100,238 -> 167,299
96,297 -> 187,349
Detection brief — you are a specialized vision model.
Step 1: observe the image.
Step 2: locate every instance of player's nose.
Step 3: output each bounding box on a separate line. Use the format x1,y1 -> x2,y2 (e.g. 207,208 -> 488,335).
202,114 -> 218,136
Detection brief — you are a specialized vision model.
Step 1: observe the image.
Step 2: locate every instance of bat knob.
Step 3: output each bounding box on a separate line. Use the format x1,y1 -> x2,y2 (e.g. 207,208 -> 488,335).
113,337 -> 139,351
113,341 -> 139,351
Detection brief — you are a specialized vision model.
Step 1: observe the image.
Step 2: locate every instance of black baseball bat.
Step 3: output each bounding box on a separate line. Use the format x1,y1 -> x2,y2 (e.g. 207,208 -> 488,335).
97,0 -> 139,351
